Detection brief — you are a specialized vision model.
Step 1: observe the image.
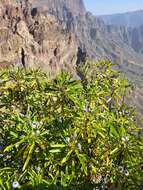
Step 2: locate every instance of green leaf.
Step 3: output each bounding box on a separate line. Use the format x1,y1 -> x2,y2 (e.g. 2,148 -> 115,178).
49,149 -> 61,153
4,139 -> 25,152
50,144 -> 66,148
110,147 -> 119,155
22,142 -> 35,171
61,150 -> 73,165
0,179 -> 6,190
10,131 -> 18,138
0,167 -> 13,172
98,131 -> 105,138
91,165 -> 97,174
109,125 -> 119,137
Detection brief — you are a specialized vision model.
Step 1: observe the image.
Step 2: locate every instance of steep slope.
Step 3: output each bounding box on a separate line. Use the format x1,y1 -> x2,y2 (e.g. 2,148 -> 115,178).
100,10 -> 143,28
103,23 -> 143,56
1,0 -> 143,84
99,10 -> 143,73
0,0 -> 78,76
33,0 -> 143,118
33,0 -> 86,16
128,26 -> 143,54
33,0 -> 143,84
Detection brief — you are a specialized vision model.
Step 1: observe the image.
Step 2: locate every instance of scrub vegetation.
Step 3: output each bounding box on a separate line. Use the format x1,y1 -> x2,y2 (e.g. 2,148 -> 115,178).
0,61 -> 143,190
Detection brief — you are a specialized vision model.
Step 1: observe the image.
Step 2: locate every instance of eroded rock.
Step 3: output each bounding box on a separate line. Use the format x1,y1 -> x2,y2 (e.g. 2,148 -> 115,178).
0,0 -> 78,76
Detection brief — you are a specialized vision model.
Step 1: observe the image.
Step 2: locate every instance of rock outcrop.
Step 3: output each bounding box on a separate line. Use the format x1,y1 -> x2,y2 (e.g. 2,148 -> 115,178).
0,0 -> 78,76
1,0 -> 143,81
33,0 -> 143,85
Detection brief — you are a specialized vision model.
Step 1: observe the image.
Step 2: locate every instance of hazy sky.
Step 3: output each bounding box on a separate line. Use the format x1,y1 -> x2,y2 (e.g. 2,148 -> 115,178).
83,0 -> 143,15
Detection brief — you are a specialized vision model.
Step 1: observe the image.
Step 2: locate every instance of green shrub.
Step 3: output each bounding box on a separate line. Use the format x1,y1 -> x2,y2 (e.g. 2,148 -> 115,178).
0,61 -> 143,190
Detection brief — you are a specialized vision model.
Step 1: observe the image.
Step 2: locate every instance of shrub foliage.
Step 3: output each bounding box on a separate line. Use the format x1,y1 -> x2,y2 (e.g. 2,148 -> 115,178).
0,61 -> 143,190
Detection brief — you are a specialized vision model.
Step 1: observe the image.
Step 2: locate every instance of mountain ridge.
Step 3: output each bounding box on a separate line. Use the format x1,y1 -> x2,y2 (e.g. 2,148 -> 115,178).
100,9 -> 143,28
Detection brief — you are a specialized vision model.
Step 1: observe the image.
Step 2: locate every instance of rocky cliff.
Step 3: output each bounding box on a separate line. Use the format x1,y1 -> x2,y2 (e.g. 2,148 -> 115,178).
34,0 -> 86,16
98,11 -> 143,117
33,0 -> 143,85
120,26 -> 143,55
100,10 -> 143,55
33,0 -> 143,117
1,0 -> 143,82
0,0 -> 78,76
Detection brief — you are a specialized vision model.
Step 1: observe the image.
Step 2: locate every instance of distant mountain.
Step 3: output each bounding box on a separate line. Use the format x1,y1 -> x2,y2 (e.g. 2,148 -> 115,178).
100,10 -> 143,61
100,10 -> 143,28
105,25 -> 143,55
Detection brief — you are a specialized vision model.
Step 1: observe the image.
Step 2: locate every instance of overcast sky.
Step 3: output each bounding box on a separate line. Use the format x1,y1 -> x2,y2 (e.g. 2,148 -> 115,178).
83,0 -> 143,15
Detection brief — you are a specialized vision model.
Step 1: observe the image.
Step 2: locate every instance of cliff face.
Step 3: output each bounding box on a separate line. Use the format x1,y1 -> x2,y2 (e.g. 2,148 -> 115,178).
0,0 -> 78,76
100,10 -> 143,55
33,0 -> 143,84
32,0 -> 143,117
117,26 -> 143,54
129,26 -> 143,54
34,0 -> 86,16
1,0 -> 143,83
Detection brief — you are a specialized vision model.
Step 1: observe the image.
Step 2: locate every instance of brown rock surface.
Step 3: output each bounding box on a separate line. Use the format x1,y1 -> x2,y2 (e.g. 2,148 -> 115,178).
0,0 -> 78,76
